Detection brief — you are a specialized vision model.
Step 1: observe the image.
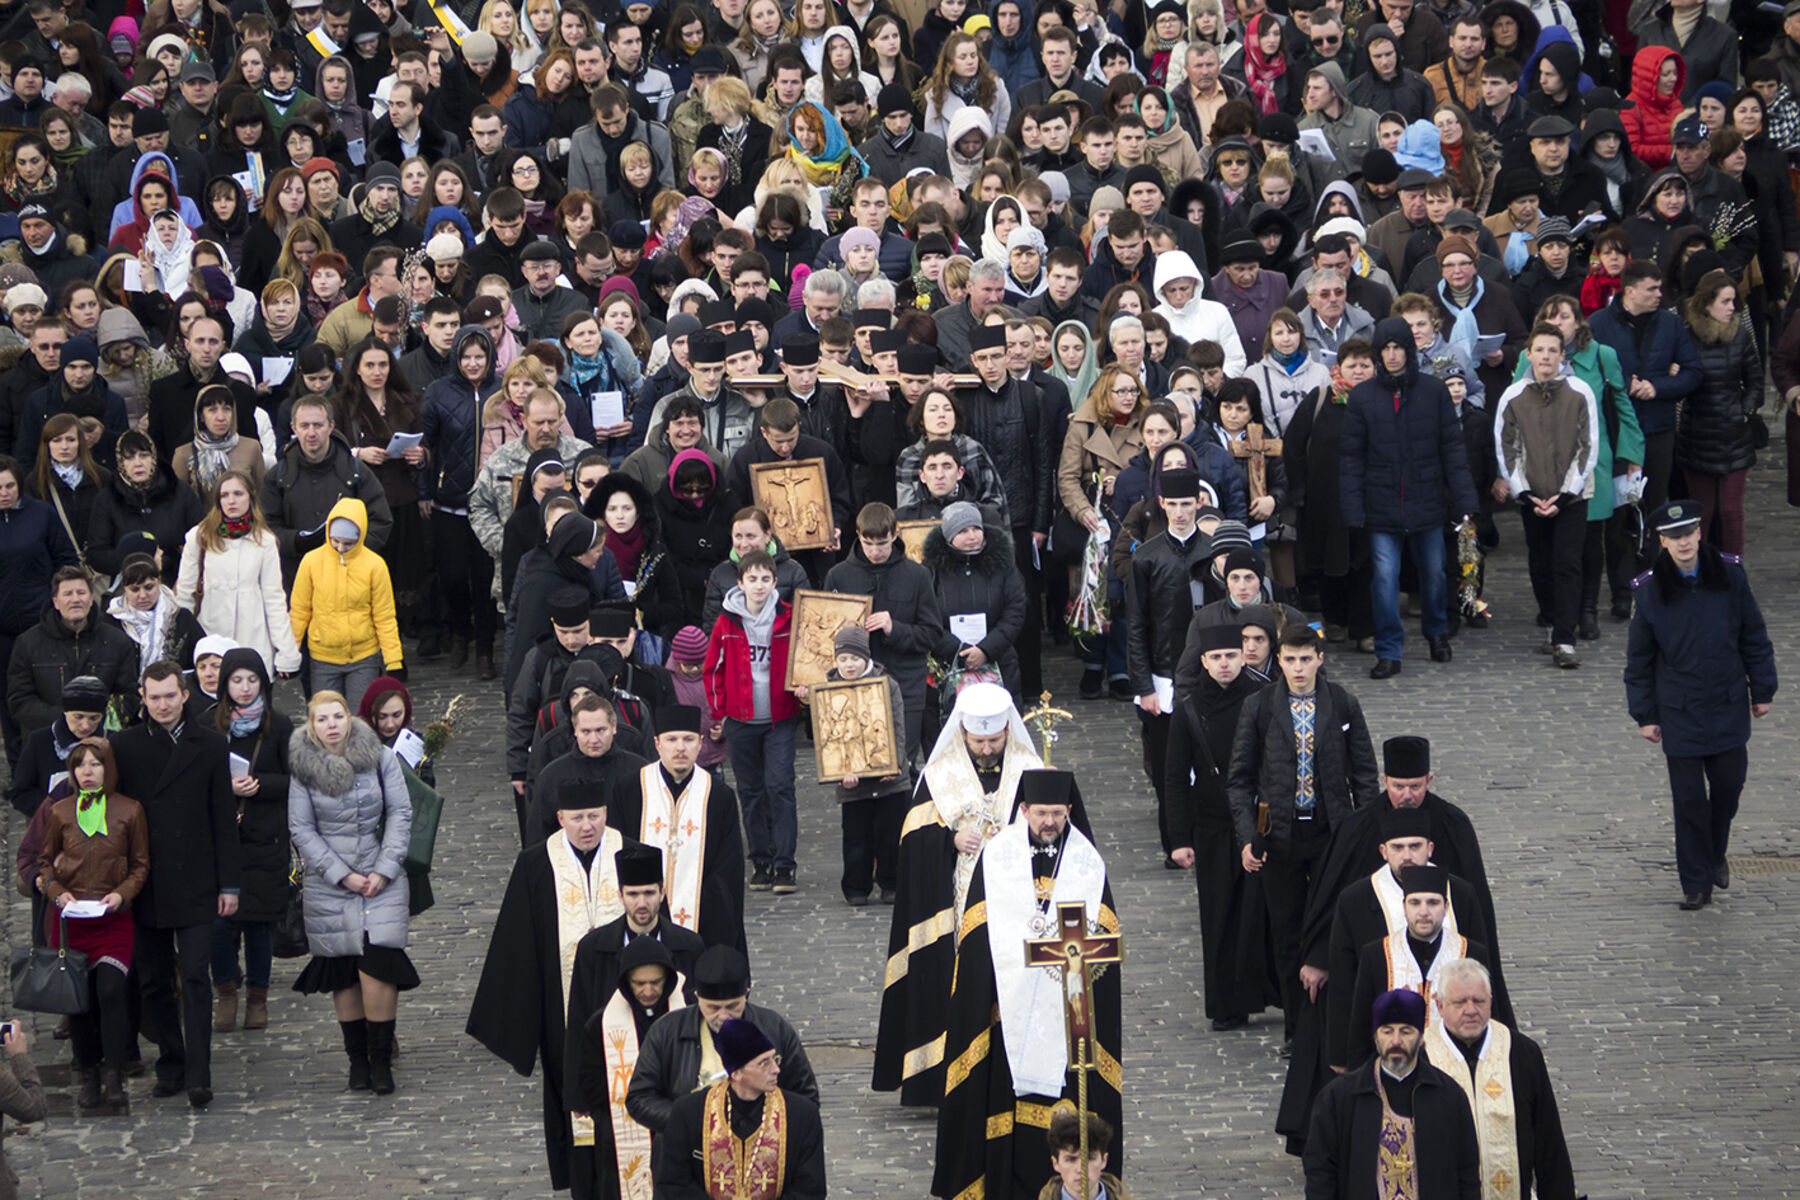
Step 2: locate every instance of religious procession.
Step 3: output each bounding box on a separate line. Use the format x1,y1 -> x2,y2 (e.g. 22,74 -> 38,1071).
0,0 -> 1791,1191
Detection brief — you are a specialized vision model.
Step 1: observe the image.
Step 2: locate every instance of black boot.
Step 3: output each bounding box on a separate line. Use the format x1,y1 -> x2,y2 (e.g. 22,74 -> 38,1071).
366,1019 -> 396,1095
102,1067 -> 127,1109
476,646 -> 496,682
448,635 -> 470,669
340,1018 -> 371,1091
77,1066 -> 102,1110
1579,604 -> 1601,641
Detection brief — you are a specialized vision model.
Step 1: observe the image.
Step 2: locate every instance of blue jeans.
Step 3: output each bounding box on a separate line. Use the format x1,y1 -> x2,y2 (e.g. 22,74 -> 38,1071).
725,717 -> 798,871
1369,529 -> 1447,660
210,916 -> 273,989
1082,577 -> 1130,680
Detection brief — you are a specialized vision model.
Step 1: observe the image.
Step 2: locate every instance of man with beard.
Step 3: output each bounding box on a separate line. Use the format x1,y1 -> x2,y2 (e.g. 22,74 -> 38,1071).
1163,622 -> 1276,1031
529,696 -> 650,847
625,946 -> 819,1173
574,937 -> 687,1200
871,682 -> 1044,1106
1303,988 -> 1480,1198
1425,959 -> 1579,1200
467,783 -> 628,1200
932,770 -> 1121,1200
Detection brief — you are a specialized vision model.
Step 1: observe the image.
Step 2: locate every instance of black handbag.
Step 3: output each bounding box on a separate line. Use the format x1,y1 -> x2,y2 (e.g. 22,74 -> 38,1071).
272,852 -> 308,959
10,912 -> 91,1014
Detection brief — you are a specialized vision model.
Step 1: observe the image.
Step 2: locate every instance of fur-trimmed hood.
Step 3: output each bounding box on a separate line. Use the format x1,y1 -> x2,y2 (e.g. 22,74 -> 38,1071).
287,716 -> 384,796
583,471 -> 661,542
922,522 -> 1016,575
1681,298 -> 1739,347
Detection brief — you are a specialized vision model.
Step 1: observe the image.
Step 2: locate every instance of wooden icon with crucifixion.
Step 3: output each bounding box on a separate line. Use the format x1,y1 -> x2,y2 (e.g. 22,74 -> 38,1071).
1024,901 -> 1122,1200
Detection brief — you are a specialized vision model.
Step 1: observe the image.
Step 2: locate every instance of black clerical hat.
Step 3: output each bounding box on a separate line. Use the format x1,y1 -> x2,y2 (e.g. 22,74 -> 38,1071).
693,946 -> 751,999
1197,624 -> 1242,653
1159,467 -> 1200,499
550,587 -> 591,629
589,607 -> 635,639
1018,768 -> 1076,810
615,843 -> 664,888
557,779 -> 602,811
968,323 -> 1008,354
655,704 -> 703,735
1397,864 -> 1447,897
1382,735 -> 1431,778
897,345 -> 937,375
1378,807 -> 1432,842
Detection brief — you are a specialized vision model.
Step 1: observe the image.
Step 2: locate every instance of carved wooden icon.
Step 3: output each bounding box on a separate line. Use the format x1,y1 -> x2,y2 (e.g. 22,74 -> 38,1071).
750,458 -> 833,551
785,590 -> 872,690
810,676 -> 899,784
897,520 -> 937,564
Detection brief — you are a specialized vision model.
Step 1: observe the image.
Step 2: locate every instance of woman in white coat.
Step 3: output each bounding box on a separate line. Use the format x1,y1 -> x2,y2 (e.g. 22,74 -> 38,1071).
174,468 -> 303,676
1151,249 -> 1247,375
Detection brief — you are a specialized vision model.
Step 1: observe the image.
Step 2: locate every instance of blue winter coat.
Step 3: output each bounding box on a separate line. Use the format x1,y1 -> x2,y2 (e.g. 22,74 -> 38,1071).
1339,317 -> 1479,533
1625,549 -> 1777,758
1110,441 -> 1250,523
985,0 -> 1041,95
0,497 -> 78,637
1586,296 -> 1702,436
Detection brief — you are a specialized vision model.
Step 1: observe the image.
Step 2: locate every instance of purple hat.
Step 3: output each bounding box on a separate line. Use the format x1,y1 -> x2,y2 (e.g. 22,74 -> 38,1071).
668,625 -> 708,663
840,226 -> 881,252
1372,987 -> 1427,1032
715,1016 -> 776,1073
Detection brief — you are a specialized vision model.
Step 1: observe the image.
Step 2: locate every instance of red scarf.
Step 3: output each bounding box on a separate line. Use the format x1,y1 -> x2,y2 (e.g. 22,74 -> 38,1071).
1580,269 -> 1624,316
1240,14 -> 1287,116
605,521 -> 647,579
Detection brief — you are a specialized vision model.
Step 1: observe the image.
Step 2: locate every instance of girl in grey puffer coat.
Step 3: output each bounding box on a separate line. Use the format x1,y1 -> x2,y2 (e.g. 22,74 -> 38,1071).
287,695 -> 414,1094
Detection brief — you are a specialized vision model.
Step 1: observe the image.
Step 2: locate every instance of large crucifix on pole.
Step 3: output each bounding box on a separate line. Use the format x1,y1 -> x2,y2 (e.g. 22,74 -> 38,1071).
1024,901 -> 1122,1200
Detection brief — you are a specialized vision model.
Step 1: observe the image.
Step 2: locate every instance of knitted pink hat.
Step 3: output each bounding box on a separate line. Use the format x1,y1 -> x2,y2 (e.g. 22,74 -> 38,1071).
786,263 -> 811,311
669,625 -> 708,663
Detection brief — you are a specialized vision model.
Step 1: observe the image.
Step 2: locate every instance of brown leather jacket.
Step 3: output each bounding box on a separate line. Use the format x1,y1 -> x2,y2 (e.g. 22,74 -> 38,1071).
36,739 -> 150,908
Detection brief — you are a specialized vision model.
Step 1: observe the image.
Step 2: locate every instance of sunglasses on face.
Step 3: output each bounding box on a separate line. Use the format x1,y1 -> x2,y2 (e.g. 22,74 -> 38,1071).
1313,35 -> 1339,46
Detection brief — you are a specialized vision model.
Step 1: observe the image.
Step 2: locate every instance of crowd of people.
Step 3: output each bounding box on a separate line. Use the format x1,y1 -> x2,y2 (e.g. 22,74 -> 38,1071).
0,0 -> 1791,1193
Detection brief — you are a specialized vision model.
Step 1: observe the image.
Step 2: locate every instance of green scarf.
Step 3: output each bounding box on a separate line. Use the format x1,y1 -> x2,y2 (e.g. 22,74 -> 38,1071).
75,788 -> 107,838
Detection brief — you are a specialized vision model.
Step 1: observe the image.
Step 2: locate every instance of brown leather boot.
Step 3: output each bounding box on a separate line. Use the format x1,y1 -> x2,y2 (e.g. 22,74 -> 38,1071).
213,981 -> 238,1032
243,986 -> 269,1030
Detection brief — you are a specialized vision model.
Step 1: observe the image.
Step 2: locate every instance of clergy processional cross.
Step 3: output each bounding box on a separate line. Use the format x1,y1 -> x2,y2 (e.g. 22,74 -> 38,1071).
1022,693 -> 1073,766
1023,902 -> 1122,1200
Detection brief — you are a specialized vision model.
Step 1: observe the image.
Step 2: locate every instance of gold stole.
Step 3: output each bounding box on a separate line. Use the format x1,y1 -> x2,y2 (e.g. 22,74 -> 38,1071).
701,1080 -> 788,1200
920,738 -> 1042,935
1426,1021 -> 1523,1200
697,1021 -> 726,1093
602,974 -> 690,1200
1381,931 -> 1467,1041
548,829 -> 626,1146
636,764 -> 708,932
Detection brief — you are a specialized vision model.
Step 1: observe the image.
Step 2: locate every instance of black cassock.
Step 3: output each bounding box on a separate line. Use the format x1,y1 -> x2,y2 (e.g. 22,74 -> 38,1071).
1279,868 -> 1505,1154
1429,1024 -> 1580,1200
931,841 -> 1122,1200
562,913 -> 707,1097
467,843 -> 629,1197
606,765 -> 749,957
1344,933 -> 1494,1069
1161,671 -> 1282,1023
1276,791 -> 1504,1153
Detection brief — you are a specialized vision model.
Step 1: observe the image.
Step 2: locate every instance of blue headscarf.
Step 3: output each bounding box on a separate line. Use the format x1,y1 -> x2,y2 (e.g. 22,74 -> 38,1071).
787,101 -> 864,180
423,204 -> 476,246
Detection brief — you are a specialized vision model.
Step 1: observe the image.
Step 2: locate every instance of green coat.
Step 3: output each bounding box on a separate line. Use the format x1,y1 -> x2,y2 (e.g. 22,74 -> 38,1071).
1512,338 -> 1644,519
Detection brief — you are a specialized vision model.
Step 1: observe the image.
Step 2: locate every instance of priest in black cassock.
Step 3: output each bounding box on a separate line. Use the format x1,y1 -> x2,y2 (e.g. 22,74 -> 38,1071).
466,781 -> 630,1198
931,770 -> 1122,1200
1277,735 -> 1506,1154
574,938 -> 687,1200
1426,958 -> 1579,1200
1343,864 -> 1495,1071
605,705 -> 747,955
564,844 -> 707,1103
654,1017 -> 827,1200
1325,812 -> 1511,1071
1162,623 -> 1280,1031
874,681 -> 1044,1107
1297,736 -> 1504,1004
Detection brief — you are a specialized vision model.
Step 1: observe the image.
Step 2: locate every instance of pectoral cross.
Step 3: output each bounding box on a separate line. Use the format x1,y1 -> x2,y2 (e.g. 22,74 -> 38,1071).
1023,902 -> 1122,1200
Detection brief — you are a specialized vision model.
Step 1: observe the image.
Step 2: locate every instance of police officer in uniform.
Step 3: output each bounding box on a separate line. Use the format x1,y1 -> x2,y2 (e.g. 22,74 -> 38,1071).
1624,500 -> 1778,911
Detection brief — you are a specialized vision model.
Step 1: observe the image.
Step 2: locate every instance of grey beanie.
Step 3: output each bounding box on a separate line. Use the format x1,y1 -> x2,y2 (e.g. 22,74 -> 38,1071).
941,502 -> 983,541
328,516 -> 361,541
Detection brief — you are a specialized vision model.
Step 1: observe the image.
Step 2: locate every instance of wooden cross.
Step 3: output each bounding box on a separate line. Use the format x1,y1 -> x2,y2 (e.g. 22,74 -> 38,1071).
1023,902 -> 1121,1200
1024,902 -> 1121,1059
1227,430 -> 1283,505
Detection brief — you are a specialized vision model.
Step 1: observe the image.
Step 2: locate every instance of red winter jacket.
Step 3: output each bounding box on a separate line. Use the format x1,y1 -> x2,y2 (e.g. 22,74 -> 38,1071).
703,597 -> 800,723
1619,45 -> 1686,171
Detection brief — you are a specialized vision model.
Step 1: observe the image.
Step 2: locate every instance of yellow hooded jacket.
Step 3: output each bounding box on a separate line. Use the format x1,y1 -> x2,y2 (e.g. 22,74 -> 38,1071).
288,497 -> 403,669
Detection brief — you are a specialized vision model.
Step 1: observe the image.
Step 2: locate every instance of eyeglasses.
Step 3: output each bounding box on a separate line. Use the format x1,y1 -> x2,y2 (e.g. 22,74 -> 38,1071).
1313,35 -> 1340,46
1110,385 -> 1140,398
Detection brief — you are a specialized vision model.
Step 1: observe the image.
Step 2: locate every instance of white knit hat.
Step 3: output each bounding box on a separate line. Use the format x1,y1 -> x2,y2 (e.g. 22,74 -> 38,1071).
425,232 -> 464,262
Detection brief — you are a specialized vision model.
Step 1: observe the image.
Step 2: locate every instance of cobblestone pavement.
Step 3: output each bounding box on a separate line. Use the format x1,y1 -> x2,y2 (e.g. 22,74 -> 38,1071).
5,453 -> 1799,1200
